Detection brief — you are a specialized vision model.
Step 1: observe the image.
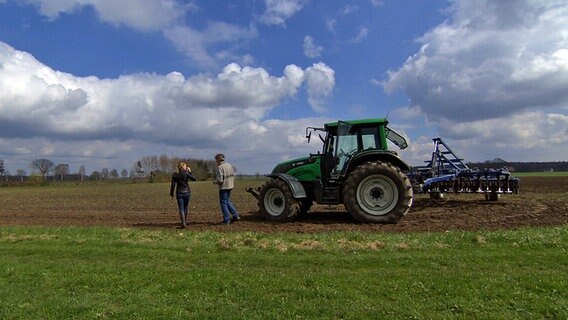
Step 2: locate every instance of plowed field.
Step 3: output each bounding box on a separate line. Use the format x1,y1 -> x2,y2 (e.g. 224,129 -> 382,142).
1,176 -> 566,233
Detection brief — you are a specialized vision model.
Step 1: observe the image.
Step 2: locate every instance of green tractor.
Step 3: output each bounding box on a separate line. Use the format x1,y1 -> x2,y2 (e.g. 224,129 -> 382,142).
246,118 -> 413,223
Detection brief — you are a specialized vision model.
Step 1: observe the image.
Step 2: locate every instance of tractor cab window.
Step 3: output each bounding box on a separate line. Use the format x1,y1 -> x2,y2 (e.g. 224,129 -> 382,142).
360,127 -> 380,150
335,122 -> 358,174
336,134 -> 358,173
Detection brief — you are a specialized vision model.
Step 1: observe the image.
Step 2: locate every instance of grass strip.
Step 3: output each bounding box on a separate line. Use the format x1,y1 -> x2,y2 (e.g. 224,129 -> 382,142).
1,226 -> 567,319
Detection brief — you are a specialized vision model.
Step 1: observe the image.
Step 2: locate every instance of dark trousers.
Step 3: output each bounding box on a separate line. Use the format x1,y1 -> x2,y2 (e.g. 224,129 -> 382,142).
176,192 -> 191,226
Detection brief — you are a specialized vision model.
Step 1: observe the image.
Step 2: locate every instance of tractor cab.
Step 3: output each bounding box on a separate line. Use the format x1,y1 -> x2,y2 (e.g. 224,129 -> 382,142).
307,118 -> 408,181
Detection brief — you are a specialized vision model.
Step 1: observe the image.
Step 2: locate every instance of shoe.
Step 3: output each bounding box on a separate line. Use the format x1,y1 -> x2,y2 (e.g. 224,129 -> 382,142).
176,225 -> 186,229
223,220 -> 231,225
232,216 -> 240,222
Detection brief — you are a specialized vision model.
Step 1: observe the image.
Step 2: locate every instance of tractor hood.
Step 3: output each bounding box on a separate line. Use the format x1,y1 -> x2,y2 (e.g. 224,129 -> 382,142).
272,156 -> 314,174
271,155 -> 321,182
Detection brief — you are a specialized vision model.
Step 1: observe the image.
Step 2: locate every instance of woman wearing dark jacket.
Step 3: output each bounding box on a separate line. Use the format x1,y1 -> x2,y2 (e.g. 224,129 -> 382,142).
170,162 -> 196,228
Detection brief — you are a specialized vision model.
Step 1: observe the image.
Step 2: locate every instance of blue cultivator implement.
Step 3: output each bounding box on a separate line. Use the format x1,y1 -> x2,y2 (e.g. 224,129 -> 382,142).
408,138 -> 519,203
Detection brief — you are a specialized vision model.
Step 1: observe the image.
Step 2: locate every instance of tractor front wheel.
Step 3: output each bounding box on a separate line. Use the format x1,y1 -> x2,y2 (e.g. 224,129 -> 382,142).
258,179 -> 300,221
343,161 -> 413,224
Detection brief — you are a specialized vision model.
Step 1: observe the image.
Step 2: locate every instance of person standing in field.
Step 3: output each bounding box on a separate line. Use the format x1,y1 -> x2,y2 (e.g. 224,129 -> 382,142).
170,161 -> 196,228
214,153 -> 240,225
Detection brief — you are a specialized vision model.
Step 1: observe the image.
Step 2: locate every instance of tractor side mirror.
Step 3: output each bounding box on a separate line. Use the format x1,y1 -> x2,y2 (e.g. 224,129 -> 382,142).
306,131 -> 312,143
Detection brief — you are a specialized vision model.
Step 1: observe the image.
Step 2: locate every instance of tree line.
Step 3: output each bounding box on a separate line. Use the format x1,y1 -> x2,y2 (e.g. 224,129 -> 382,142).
0,155 -> 220,183
466,160 -> 568,172
134,155 -> 218,182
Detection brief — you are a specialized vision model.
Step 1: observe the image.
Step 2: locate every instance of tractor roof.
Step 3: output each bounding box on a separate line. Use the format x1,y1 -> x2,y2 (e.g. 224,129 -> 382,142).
324,118 -> 389,129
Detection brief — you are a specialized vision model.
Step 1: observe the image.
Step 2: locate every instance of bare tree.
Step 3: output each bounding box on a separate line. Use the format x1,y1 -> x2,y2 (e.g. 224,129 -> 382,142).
54,163 -> 70,181
109,169 -> 119,179
169,157 -> 181,173
30,158 -> 54,180
78,165 -> 86,181
121,169 -> 128,178
139,156 -> 159,176
132,162 -> 144,177
90,170 -> 101,180
16,169 -> 26,182
101,168 -> 109,179
159,154 -> 170,173
0,160 -> 5,180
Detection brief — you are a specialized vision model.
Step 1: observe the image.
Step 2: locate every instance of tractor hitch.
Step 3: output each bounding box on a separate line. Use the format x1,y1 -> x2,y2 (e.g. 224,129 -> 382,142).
246,187 -> 261,200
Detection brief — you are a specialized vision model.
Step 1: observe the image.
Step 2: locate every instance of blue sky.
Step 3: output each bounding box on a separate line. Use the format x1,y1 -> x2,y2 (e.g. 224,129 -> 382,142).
0,0 -> 567,175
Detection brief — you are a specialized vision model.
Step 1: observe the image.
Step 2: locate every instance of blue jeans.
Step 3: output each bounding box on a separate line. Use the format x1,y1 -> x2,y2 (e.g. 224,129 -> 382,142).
219,189 -> 238,223
176,192 -> 191,225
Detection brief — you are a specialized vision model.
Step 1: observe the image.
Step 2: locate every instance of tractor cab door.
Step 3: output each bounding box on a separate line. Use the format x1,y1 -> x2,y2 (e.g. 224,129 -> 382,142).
320,121 -> 353,180
320,131 -> 336,181
334,121 -> 358,175
322,122 -> 383,179
334,124 -> 382,176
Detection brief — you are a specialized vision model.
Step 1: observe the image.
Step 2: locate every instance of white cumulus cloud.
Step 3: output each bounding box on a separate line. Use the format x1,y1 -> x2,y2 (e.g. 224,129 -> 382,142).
14,0 -> 255,69
385,0 -> 568,164
305,63 -> 335,113
384,0 -> 568,122
303,35 -> 323,58
0,42 -> 335,173
259,0 -> 305,26
17,0 -> 193,31
164,23 -> 257,69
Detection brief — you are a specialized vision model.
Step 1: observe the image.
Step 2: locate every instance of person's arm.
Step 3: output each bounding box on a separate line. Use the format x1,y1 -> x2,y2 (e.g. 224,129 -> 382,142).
186,166 -> 197,181
214,166 -> 224,185
170,175 -> 176,197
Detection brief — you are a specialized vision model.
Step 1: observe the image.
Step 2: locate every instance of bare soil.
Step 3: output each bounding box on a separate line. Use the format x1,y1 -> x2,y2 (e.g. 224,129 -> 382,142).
1,176 -> 566,233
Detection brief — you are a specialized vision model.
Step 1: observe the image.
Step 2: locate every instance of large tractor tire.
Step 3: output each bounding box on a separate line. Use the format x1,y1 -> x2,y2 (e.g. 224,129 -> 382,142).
343,161 -> 413,224
258,179 -> 301,221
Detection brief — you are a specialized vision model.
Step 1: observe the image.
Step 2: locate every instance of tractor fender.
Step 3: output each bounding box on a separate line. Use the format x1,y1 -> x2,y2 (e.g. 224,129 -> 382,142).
345,151 -> 411,175
266,173 -> 307,199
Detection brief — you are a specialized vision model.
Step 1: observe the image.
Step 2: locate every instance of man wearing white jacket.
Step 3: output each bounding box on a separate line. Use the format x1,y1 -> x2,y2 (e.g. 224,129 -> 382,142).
214,153 -> 240,225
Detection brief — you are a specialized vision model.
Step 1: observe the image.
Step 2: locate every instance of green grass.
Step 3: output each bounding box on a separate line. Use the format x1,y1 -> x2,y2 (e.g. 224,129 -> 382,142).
513,171 -> 568,177
1,226 -> 567,319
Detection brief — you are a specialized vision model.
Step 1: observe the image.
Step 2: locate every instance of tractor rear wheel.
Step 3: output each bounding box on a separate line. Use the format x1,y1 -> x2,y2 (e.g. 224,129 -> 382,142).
258,179 -> 300,221
343,161 -> 413,223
